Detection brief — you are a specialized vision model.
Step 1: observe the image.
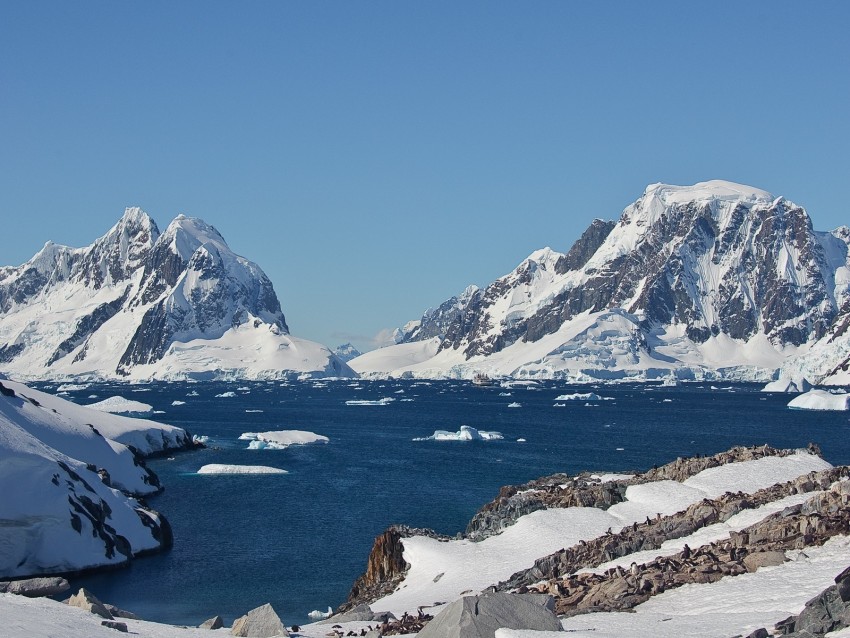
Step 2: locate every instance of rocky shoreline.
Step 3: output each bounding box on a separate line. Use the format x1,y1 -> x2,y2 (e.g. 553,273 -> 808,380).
336,444 -> 850,637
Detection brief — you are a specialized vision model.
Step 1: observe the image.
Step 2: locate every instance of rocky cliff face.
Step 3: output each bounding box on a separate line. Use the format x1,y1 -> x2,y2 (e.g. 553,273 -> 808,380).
395,181 -> 850,381
0,208 -> 352,380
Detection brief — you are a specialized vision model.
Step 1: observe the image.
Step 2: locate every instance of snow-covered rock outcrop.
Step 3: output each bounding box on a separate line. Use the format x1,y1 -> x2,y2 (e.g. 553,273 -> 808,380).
0,379 -> 189,578
357,181 -> 850,381
0,209 -> 354,380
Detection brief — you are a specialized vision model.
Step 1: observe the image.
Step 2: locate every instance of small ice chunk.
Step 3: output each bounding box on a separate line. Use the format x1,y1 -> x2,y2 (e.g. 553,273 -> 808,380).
216,391 -> 236,398
171,400 -> 186,406
307,607 -> 333,620
554,392 -> 612,401
414,425 -> 504,442
507,402 -> 522,408
240,430 -> 330,449
345,397 -> 395,406
197,464 -> 287,475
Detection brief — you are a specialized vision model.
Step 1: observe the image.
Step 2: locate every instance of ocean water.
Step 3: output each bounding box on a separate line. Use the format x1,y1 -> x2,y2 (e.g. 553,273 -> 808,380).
38,379 -> 850,627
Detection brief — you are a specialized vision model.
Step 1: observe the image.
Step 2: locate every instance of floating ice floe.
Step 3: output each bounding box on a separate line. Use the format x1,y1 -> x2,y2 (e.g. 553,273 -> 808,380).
414,425 -> 504,442
171,400 -> 186,406
239,430 -> 330,449
84,396 -> 153,414
197,464 -> 287,475
57,383 -> 89,392
507,402 -> 522,408
192,434 -> 210,445
215,391 -> 236,398
345,397 -> 395,406
788,389 -> 850,411
245,409 -> 264,413
554,392 -> 612,401
307,606 -> 333,620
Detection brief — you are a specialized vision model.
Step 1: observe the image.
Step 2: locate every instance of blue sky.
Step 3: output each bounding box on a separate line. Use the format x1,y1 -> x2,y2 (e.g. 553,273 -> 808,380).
1,2 -> 848,352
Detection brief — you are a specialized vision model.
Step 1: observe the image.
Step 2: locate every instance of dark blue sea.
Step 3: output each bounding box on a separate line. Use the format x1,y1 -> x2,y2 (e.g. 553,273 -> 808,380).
34,379 -> 850,627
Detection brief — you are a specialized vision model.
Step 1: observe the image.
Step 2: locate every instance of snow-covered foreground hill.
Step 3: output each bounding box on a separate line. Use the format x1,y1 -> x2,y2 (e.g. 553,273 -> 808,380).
0,377 -> 191,578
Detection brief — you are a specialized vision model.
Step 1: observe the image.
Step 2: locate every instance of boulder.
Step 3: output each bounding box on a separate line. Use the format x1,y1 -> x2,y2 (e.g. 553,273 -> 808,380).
104,604 -> 140,620
417,593 -> 561,638
68,588 -> 114,620
320,603 -> 396,624
231,603 -> 289,637
200,615 -> 225,629
0,577 -> 70,597
743,550 -> 787,573
100,620 -> 128,632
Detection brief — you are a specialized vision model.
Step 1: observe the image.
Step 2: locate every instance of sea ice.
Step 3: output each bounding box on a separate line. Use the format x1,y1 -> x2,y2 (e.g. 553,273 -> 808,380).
215,391 -> 236,398
85,396 -> 153,414
171,400 -> 186,406
788,389 -> 850,411
345,398 -> 395,406
239,430 -> 330,449
197,464 -> 287,475
507,402 -> 522,408
414,425 -> 504,442
554,392 -> 612,401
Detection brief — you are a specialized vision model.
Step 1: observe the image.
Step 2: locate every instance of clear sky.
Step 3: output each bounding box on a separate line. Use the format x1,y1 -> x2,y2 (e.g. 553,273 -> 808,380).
1,2 -> 848,352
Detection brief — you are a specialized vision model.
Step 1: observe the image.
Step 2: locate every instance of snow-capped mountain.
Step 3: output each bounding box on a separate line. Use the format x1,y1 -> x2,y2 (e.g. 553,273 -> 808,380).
351,181 -> 850,382
0,208 -> 354,380
334,343 -> 364,363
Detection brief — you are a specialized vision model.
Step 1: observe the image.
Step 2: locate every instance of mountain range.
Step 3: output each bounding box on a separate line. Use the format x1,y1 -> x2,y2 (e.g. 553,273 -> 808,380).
0,208 -> 354,380
351,180 -> 850,385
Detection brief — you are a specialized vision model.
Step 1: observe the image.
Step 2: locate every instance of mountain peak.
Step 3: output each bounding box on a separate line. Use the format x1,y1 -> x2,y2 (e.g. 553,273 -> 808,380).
644,180 -> 775,206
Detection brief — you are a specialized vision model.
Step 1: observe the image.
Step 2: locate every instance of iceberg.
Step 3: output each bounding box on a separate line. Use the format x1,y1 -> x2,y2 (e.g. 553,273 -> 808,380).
239,430 -> 330,449
414,425 -> 504,442
554,392 -> 612,401
788,389 -> 850,411
171,400 -> 186,406
507,402 -> 522,408
197,464 -> 287,475
307,606 -> 333,620
215,391 -> 236,398
762,376 -> 813,393
84,396 -> 153,414
345,397 -> 395,406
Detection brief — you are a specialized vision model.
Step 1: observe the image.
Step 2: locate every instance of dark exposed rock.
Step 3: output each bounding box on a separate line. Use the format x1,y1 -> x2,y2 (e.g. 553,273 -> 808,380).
101,620 -> 129,632
772,561 -> 850,636
556,219 -> 617,274
342,526 -> 451,613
